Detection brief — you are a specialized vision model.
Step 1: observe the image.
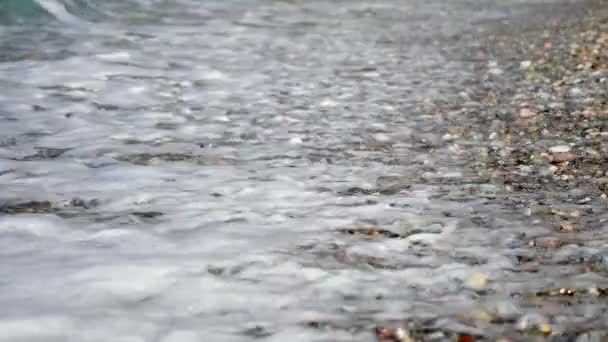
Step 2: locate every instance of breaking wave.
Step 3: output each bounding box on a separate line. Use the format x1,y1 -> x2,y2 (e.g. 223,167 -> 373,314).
0,0 -> 151,25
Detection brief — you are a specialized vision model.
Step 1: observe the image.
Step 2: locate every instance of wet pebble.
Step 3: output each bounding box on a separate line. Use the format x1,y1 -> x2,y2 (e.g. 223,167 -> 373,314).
529,237 -> 561,249
570,87 -> 584,96
515,313 -> 551,334
375,326 -> 414,342
549,145 -> 571,153
319,98 -> 338,109
492,300 -> 522,321
551,152 -> 577,163
465,272 -> 489,291
559,222 -> 576,232
519,108 -> 537,118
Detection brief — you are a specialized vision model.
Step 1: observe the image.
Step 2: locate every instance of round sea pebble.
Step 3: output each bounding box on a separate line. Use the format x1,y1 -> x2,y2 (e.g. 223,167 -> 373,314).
519,108 -> 537,118
549,145 -> 571,153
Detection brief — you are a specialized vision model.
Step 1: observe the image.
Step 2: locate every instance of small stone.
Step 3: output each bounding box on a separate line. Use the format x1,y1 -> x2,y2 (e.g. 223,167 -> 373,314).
488,60 -> 503,75
393,327 -> 415,342
520,60 -> 533,69
289,137 -> 303,145
578,197 -> 591,204
538,323 -> 552,334
559,222 -> 576,232
559,288 -> 575,296
374,133 -> 392,142
593,178 -> 608,185
533,237 -> 561,248
319,98 -> 337,108
570,87 -> 583,96
552,152 -> 577,163
489,67 -> 503,75
465,272 -> 489,291
493,301 -> 522,320
519,108 -> 537,118
549,145 -> 571,153
474,311 -> 493,322
457,334 -> 474,342
516,313 -> 550,332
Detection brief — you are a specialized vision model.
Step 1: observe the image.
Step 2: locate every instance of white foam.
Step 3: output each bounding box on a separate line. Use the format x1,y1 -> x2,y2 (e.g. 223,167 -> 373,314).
0,215 -> 68,237
71,264 -> 177,304
0,317 -> 73,341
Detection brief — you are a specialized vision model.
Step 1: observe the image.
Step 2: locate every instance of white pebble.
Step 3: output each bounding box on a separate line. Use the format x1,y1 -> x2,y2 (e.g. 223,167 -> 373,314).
549,145 -> 571,153
289,137 -> 303,145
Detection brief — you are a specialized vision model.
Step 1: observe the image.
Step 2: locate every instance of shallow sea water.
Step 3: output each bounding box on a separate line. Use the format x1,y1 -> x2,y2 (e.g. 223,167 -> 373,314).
0,1 -> 605,341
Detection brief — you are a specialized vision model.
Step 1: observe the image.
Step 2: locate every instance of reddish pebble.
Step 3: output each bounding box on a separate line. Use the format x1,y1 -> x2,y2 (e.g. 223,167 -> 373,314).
458,334 -> 474,342
534,237 -> 561,248
551,152 -> 576,163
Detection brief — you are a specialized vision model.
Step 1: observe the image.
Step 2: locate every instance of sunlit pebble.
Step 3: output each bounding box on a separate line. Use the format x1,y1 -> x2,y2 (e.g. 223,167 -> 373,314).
319,98 -> 338,108
538,323 -> 552,334
376,327 -> 392,340
448,144 -> 465,155
375,327 -> 414,342
515,313 -> 550,332
465,272 -> 488,291
570,87 -> 583,96
212,116 -> 231,122
549,145 -> 571,153
559,222 -> 575,232
374,133 -> 392,142
519,108 -> 537,118
520,60 -> 533,69
289,137 -> 303,145
442,133 -> 457,141
393,328 -> 415,342
474,311 -> 493,322
489,67 -> 503,75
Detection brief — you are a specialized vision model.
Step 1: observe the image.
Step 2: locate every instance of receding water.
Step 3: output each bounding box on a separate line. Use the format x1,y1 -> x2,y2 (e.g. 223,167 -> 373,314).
0,1 -> 605,341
